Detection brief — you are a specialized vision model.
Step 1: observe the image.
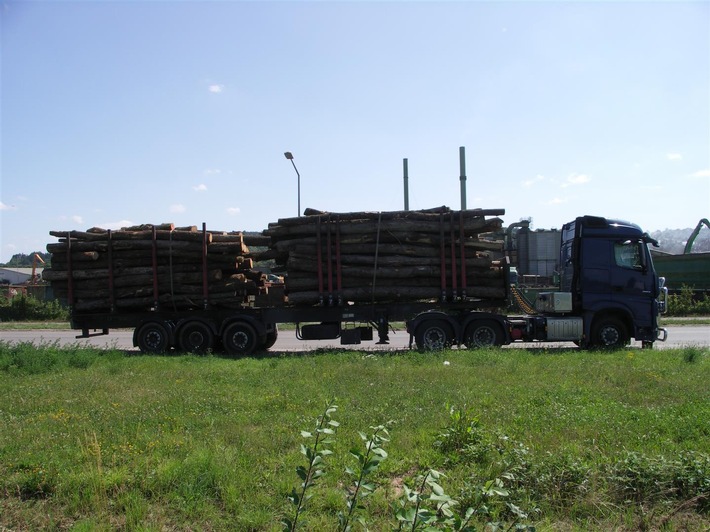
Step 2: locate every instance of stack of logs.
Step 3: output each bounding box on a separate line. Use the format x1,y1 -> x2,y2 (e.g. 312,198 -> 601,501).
259,206 -> 506,305
45,223 -> 275,312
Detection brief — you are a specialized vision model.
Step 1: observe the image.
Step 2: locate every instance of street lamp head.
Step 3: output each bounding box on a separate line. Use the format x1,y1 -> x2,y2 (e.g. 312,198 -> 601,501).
284,151 -> 294,160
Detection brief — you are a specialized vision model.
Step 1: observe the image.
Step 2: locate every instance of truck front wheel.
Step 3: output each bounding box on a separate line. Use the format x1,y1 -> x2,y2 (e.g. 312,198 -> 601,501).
415,320 -> 453,351
222,322 -> 258,357
591,317 -> 629,349
464,320 -> 503,348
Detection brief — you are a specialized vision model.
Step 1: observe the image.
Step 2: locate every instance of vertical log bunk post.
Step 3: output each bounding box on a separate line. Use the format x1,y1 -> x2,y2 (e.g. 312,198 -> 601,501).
371,212 -> 382,305
66,234 -> 74,310
326,215 -> 333,306
202,223 -> 209,310
372,212 -> 390,344
316,216 -> 324,306
335,215 -> 343,306
107,229 -> 115,312
439,213 -> 447,302
459,211 -> 467,300
151,227 -> 159,310
167,229 -> 176,311
450,212 -> 458,299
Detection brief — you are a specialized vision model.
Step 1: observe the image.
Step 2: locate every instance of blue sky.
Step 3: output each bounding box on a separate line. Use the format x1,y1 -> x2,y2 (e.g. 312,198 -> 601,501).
1,0 -> 709,263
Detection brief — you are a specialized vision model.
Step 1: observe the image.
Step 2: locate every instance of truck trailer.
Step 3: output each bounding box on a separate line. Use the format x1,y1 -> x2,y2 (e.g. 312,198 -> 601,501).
46,210 -> 668,355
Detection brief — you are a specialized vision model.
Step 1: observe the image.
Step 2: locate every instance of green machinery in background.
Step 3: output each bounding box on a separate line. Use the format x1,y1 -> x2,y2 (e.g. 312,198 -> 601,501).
651,219 -> 710,294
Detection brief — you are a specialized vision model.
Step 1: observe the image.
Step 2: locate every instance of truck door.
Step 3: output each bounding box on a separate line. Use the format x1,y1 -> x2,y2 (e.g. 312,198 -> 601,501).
611,239 -> 656,327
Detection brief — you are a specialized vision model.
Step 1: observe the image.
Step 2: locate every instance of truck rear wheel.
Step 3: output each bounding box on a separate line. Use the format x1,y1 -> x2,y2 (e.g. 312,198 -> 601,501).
222,321 -> 258,357
135,322 -> 170,354
415,320 -> 453,351
591,317 -> 629,349
464,320 -> 503,348
177,321 -> 214,354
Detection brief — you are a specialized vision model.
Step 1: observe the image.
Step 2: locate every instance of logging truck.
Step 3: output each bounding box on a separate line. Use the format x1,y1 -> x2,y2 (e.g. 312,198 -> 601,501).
46,210 -> 668,354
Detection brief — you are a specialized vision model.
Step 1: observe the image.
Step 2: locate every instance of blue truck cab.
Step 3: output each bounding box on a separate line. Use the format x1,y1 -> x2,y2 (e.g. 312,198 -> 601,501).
559,215 -> 668,348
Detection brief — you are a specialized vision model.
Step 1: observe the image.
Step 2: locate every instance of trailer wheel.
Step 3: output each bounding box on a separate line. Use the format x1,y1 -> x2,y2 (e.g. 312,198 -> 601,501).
591,317 -> 629,349
177,321 -> 214,354
415,320 -> 453,351
260,326 -> 278,351
136,322 -> 170,354
464,320 -> 503,348
222,321 -> 258,357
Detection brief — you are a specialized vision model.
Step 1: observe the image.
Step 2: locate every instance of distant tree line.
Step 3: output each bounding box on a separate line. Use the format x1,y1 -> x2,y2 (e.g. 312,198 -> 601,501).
650,226 -> 710,254
1,252 -> 52,268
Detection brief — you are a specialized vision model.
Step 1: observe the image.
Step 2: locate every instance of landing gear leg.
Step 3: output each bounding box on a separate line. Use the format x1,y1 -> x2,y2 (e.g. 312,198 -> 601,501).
376,317 -> 389,344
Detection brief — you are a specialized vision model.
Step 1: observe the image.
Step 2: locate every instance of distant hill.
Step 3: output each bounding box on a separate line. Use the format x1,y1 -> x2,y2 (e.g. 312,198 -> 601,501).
1,252 -> 51,268
650,225 -> 710,254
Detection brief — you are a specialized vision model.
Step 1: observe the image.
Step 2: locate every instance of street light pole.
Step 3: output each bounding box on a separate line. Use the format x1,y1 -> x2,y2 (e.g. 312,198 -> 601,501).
284,151 -> 300,217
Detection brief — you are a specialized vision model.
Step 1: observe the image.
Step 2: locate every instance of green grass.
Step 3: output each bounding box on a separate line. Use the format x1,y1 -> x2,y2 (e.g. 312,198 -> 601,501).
1,343 -> 709,530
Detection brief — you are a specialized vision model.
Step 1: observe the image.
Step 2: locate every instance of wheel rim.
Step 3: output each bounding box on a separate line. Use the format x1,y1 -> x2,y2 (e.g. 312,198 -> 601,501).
419,323 -> 450,350
137,322 -> 169,353
178,322 -> 214,353
469,326 -> 496,347
599,325 -> 621,346
222,322 -> 257,356
425,330 -> 445,349
229,330 -> 249,349
145,330 -> 163,350
187,330 -> 205,345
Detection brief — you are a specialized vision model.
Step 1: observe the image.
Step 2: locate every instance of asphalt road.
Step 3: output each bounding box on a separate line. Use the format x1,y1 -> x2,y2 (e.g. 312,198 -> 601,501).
1,325 -> 708,352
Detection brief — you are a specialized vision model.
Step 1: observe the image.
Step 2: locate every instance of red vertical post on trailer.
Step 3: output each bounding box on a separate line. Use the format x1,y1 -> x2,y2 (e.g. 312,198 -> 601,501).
151,226 -> 159,309
202,223 -> 209,309
450,212 -> 458,299
316,216 -> 324,303
335,216 -> 342,303
326,215 -> 333,303
439,213 -> 447,301
459,212 -> 467,298
107,229 -> 115,311
66,234 -> 74,306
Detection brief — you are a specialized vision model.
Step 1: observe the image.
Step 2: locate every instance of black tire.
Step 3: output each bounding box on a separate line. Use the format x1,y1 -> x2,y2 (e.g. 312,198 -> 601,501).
135,322 -> 170,354
591,317 -> 629,349
415,320 -> 453,351
464,320 -> 503,348
260,326 -> 278,351
222,321 -> 258,357
177,321 -> 215,354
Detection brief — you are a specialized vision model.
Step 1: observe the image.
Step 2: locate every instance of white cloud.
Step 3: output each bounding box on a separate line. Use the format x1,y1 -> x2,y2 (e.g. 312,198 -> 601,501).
0,201 -> 16,211
562,173 -> 591,187
523,174 -> 545,188
690,169 -> 710,179
193,183 -> 208,192
226,207 -> 240,216
666,153 -> 683,161
204,168 -> 222,176
100,220 -> 134,230
208,84 -> 224,93
170,204 -> 186,213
